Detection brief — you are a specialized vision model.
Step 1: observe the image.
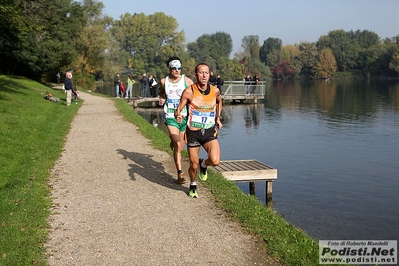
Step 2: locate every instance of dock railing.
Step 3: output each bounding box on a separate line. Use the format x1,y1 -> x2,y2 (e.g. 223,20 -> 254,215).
221,81 -> 265,101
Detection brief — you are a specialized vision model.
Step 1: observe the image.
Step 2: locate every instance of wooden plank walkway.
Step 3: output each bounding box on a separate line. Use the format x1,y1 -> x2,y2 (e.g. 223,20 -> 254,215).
124,97 -> 159,108
211,160 -> 277,205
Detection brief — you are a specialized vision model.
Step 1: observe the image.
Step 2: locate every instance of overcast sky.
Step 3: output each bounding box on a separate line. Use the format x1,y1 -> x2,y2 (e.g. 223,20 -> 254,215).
100,0 -> 399,55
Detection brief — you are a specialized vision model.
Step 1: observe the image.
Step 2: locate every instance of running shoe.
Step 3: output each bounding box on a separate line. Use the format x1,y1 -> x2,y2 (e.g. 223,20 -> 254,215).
188,185 -> 198,198
198,158 -> 208,181
199,158 -> 208,181
177,172 -> 186,184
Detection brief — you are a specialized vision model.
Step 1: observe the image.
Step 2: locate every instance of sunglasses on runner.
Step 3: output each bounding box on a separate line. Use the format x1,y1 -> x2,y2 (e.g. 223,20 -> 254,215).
170,67 -> 181,70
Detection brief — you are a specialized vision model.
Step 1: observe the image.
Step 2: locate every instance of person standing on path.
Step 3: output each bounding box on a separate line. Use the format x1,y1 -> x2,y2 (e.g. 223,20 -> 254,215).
159,56 -> 194,184
114,73 -> 121,98
148,75 -> 159,97
174,63 -> 222,198
139,73 -> 149,98
126,75 -> 135,98
64,71 -> 73,106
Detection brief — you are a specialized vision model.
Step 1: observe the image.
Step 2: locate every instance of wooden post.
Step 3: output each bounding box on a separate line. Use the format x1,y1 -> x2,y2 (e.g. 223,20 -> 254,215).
266,181 -> 273,206
249,181 -> 255,195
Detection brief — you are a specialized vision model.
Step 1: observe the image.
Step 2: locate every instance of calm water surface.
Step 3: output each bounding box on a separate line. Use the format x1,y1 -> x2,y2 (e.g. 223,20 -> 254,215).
97,80 -> 399,241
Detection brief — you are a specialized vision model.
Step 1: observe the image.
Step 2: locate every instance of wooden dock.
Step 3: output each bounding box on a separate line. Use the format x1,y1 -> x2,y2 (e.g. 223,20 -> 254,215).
211,160 -> 277,205
124,97 -> 159,108
221,95 -> 264,104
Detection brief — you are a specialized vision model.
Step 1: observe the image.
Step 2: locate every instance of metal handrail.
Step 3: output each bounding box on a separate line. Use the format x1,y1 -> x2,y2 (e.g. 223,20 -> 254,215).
221,81 -> 265,97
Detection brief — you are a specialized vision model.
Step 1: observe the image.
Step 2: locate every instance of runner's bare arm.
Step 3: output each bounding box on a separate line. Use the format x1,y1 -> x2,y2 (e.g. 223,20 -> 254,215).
215,88 -> 223,129
158,78 -> 166,105
175,86 -> 192,119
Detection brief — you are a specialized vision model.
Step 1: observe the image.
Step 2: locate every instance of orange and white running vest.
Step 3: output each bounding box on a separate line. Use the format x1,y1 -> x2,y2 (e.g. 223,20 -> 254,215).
187,84 -> 217,130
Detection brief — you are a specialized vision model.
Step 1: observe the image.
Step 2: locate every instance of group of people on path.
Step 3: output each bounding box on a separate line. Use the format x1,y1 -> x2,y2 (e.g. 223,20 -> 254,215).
159,57 -> 223,198
113,73 -> 159,98
139,74 -> 159,98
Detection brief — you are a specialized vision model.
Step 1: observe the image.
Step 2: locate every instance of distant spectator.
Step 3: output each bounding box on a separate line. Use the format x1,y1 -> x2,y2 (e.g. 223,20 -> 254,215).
251,73 -> 260,94
209,71 -> 217,86
114,73 -> 121,98
126,75 -> 135,98
216,74 -> 224,90
139,73 -> 149,98
148,75 -> 159,97
244,74 -> 251,95
64,72 -> 73,106
56,72 -> 61,84
44,91 -> 60,103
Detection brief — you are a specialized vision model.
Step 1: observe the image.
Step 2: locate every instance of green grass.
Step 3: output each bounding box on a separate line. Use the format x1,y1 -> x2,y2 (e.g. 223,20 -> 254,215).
0,75 -> 81,265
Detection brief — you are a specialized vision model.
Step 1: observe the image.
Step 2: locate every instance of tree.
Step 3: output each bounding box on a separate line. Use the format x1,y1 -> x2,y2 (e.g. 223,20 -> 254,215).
110,12 -> 188,80
294,42 -> 319,78
389,36 -> 399,73
70,0 -> 113,86
314,48 -> 337,78
266,49 -> 281,68
187,32 -> 233,75
0,0 -> 85,79
260,37 -> 282,64
352,29 -> 380,49
281,45 -> 300,62
317,29 -> 358,72
187,32 -> 232,63
240,35 -> 260,60
273,60 -> 295,80
215,57 -> 243,80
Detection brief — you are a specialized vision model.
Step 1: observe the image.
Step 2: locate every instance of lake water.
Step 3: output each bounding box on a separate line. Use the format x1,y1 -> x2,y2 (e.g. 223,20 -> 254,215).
96,80 -> 399,242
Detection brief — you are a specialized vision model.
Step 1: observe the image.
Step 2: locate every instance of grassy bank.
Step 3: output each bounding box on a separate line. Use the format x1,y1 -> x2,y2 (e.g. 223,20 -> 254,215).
0,76 -> 81,265
115,101 -> 341,266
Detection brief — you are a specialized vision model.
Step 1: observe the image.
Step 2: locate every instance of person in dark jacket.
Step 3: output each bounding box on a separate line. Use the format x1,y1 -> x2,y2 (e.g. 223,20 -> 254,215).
64,71 -> 73,106
244,74 -> 251,95
139,73 -> 149,98
114,73 -> 121,98
149,75 -> 159,97
216,74 -> 224,90
251,73 -> 260,94
209,71 -> 217,86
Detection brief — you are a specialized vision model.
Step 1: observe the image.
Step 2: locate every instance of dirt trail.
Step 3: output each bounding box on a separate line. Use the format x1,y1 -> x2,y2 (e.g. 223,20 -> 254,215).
46,91 -> 282,265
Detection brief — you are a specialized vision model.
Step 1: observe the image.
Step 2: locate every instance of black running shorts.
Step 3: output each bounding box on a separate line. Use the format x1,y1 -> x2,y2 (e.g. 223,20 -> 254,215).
186,125 -> 218,148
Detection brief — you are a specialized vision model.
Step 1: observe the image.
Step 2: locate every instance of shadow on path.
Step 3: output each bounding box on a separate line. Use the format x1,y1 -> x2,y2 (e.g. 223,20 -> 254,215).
116,149 -> 187,193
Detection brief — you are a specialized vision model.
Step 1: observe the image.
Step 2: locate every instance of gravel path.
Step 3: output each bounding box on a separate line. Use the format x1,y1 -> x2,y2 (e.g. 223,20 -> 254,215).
46,92 -> 282,265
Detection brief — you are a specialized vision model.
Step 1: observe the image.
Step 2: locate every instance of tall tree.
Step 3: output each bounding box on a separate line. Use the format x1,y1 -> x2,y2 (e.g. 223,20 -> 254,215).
317,29 -> 358,72
240,35 -> 260,60
187,31 -> 233,74
294,42 -> 319,78
314,48 -> 337,78
260,37 -> 282,64
71,0 -> 113,78
0,0 -> 85,79
111,12 -> 187,79
389,36 -> 399,74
